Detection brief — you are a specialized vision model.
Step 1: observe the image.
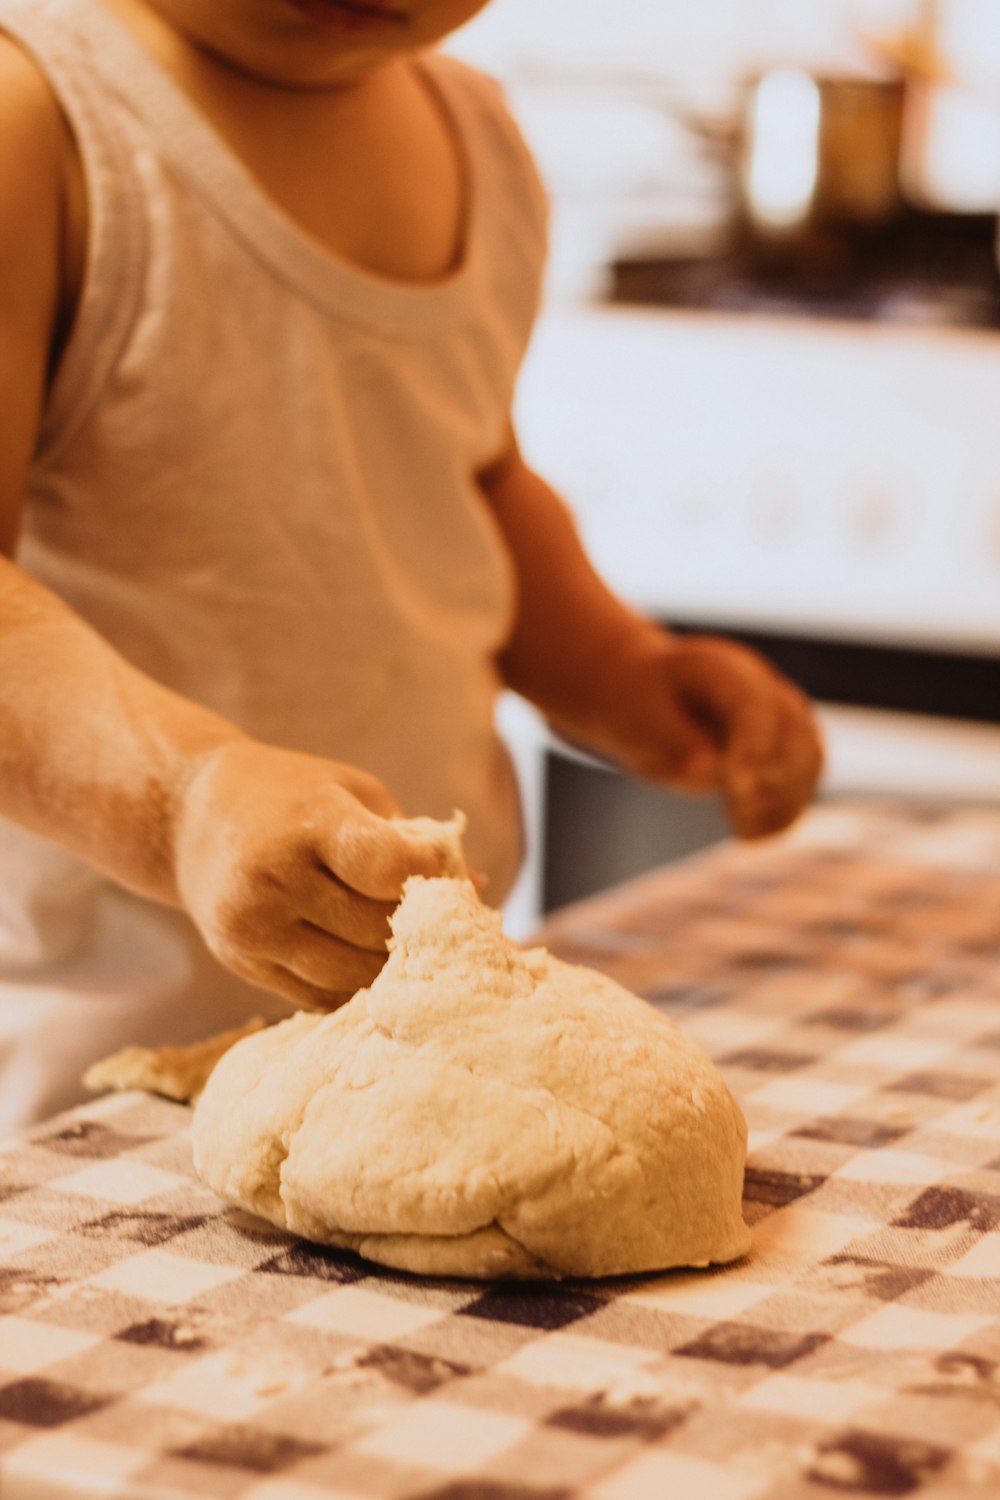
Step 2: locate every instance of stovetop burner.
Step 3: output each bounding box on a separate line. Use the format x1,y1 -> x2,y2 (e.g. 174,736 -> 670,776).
611,208 -> 1000,330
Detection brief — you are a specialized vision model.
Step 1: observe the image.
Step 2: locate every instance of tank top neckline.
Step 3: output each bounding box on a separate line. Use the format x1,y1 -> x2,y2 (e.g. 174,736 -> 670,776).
52,0 -> 490,335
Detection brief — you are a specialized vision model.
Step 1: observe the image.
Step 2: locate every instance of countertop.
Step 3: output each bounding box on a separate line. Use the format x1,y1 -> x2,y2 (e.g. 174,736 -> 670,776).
3,799 -> 1000,1500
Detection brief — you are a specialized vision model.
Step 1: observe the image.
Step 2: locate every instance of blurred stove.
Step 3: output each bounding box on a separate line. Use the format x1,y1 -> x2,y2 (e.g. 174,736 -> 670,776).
611,209 -> 1000,331
501,302 -> 1000,932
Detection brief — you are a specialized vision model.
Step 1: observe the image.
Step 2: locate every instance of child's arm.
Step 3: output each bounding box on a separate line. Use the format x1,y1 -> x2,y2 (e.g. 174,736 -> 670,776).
480,432 -> 824,839
0,47 -> 456,1012
0,558 -> 454,1010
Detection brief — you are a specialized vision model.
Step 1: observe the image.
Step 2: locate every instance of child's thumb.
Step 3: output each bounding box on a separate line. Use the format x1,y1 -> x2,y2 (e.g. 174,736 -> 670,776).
668,735 -> 722,791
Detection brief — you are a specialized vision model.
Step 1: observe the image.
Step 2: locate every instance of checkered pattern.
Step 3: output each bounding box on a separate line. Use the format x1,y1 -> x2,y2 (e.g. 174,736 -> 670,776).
3,799 -> 1000,1500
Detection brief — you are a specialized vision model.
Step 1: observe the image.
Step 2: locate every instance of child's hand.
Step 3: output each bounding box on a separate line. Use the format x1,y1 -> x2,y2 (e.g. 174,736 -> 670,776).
172,741 -> 460,1011
625,634 -> 824,839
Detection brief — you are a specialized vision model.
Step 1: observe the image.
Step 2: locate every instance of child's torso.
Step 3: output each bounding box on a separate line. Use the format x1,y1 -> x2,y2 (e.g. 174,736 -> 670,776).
0,0 -> 549,1125
1,0 -> 549,847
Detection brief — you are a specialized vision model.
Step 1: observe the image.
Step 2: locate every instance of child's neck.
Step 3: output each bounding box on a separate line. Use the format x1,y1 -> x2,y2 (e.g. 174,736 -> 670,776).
103,0 -> 469,284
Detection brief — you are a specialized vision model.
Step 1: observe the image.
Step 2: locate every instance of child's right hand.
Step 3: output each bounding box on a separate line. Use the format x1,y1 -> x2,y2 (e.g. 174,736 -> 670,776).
172,740 -> 458,1011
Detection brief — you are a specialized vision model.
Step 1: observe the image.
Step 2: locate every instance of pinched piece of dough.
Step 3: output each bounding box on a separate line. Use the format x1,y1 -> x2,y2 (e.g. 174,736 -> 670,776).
193,877 -> 750,1279
392,810 -> 467,877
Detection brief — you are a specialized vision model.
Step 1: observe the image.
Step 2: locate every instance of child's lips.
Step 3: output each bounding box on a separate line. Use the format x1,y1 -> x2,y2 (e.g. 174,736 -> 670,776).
286,0 -> 407,25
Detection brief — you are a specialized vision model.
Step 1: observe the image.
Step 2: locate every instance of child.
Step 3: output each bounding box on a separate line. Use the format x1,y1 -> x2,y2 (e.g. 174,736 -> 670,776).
0,0 -> 823,1129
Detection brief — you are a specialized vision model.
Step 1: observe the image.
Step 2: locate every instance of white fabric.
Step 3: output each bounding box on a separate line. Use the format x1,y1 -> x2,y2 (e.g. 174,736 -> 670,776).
0,0 -> 548,1129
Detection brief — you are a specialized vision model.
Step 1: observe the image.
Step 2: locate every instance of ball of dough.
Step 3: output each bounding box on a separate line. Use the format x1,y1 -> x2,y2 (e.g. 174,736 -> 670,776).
193,877 -> 750,1279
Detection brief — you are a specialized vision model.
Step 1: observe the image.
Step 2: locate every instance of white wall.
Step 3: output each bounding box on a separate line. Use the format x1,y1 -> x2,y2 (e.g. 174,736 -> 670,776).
451,0 -> 921,83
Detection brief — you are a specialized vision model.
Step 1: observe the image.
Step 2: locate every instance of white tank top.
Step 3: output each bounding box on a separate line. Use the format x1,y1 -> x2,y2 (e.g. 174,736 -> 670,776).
0,0 -> 548,1128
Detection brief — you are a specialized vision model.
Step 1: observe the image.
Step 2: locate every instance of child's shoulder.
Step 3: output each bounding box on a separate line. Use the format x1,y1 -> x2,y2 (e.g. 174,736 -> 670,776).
0,28 -> 64,134
427,50 -> 546,205
0,32 -> 75,208
424,49 -> 509,116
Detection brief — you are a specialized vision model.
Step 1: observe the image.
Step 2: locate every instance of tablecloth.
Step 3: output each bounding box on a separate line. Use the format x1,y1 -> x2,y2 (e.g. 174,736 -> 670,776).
2,800 -> 1000,1500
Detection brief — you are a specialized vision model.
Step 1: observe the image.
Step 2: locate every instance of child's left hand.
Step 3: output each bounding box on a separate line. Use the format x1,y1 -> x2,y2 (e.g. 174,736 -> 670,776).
482,446 -> 823,839
619,632 -> 825,839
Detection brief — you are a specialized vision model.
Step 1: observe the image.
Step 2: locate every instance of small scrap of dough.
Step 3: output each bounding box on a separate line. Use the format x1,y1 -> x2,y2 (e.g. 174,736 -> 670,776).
193,877 -> 750,1279
84,1019 -> 269,1104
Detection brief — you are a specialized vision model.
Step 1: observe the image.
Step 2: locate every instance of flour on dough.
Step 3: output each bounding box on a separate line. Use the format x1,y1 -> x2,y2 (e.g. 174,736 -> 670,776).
193,877 -> 751,1279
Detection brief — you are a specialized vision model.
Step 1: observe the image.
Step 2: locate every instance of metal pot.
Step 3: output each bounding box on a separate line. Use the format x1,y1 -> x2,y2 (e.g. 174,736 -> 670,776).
737,70 -> 906,237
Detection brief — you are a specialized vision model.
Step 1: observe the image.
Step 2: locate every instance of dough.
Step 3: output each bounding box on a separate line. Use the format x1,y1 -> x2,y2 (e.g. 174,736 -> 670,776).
193,876 -> 750,1279
384,810 -> 467,878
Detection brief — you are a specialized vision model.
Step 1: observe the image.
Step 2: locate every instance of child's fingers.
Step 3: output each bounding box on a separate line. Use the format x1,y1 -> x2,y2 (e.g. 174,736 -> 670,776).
254,961 -> 359,1014
638,673 -> 726,789
647,634 -> 822,835
724,762 -> 801,838
317,802 -> 464,901
298,870 -> 396,951
202,941 -> 370,1014
722,688 -> 824,837
280,921 -> 386,995
669,741 -> 723,792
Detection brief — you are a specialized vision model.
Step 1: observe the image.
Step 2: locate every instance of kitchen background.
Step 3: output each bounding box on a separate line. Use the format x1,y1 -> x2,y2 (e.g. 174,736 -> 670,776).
444,1 -> 1000,934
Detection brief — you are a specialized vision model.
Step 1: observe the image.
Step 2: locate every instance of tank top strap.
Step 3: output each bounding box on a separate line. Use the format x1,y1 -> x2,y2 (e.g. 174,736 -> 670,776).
0,0 -> 148,460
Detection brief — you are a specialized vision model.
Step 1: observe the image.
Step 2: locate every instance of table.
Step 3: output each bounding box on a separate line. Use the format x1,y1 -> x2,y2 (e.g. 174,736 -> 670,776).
3,800 -> 1000,1500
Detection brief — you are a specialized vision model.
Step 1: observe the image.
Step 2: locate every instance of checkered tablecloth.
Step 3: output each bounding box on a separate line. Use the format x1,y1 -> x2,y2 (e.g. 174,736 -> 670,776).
3,800 -> 1000,1500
